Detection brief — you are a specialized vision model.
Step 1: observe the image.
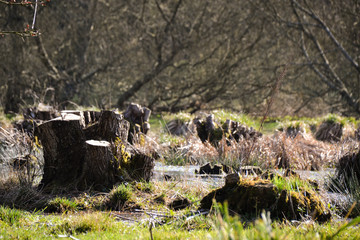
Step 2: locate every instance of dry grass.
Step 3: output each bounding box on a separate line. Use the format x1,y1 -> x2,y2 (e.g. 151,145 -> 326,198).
144,124 -> 358,171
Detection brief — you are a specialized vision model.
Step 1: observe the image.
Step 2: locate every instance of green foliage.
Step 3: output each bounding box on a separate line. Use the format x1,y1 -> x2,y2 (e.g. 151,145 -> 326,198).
212,110 -> 257,128
210,202 -> 360,240
324,114 -> 346,126
108,183 -> 133,209
271,175 -> 313,193
135,181 -> 154,193
162,112 -> 193,123
0,205 -> 24,226
50,212 -> 117,236
46,197 -> 79,213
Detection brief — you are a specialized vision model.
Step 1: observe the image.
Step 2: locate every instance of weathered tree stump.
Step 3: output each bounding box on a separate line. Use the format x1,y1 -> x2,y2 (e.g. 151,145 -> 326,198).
193,115 -> 262,146
36,109 -> 153,191
123,103 -> 151,143
77,140 -> 121,190
83,111 -> 101,125
35,119 -> 87,189
84,110 -> 129,143
23,103 -> 58,121
315,121 -> 343,142
122,150 -> 154,181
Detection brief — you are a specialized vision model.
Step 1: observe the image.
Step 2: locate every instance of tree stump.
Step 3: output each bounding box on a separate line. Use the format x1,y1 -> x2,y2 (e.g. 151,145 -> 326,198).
84,110 -> 129,143
35,109 -> 154,191
77,140 -> 121,190
122,149 -> 154,181
123,103 -> 151,143
35,119 -> 87,189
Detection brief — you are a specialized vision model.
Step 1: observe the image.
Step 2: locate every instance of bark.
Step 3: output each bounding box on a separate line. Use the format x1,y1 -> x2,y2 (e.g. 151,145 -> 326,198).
77,140 -> 121,190
84,110 -> 129,143
35,119 -> 87,189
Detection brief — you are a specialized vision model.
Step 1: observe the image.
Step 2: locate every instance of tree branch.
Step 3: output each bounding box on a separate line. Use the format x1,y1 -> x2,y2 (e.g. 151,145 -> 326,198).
291,0 -> 360,73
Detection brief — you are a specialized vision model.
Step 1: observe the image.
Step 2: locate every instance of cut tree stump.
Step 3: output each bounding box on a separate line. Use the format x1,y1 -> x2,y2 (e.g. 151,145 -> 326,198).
35,109 -> 153,191
123,103 -> 151,143
77,140 -> 121,190
84,110 -> 129,143
35,119 -> 87,189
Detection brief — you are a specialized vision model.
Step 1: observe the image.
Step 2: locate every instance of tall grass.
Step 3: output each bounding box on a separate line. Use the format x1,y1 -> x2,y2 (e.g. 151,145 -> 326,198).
148,109 -> 359,170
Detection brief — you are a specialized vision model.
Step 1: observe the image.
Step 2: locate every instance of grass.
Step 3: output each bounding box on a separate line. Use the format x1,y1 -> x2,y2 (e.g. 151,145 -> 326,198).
147,110 -> 359,169
271,174 -> 314,193
45,197 -> 79,213
1,203 -> 360,239
2,110 -> 360,238
108,183 -> 134,210
211,202 -> 360,240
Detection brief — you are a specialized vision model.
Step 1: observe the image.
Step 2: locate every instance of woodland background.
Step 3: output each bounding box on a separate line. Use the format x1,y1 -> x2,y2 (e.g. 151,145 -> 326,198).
0,0 -> 359,117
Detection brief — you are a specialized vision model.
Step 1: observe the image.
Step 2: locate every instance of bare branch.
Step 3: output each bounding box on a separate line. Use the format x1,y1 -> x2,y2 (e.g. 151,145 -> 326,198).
291,0 -> 359,73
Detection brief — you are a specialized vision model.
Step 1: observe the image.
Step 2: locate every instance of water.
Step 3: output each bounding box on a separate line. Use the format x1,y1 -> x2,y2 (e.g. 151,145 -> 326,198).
153,162 -> 336,188
153,162 -> 225,188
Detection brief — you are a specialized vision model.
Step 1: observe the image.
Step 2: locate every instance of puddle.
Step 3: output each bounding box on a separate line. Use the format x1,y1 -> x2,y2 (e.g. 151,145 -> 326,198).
153,162 -> 225,188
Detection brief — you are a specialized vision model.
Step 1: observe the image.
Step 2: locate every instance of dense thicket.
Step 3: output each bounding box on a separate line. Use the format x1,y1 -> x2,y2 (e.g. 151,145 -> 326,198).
0,0 -> 359,117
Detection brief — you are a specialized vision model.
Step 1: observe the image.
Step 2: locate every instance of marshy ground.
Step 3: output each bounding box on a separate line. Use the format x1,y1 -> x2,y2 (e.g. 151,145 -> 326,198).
1,110 -> 360,239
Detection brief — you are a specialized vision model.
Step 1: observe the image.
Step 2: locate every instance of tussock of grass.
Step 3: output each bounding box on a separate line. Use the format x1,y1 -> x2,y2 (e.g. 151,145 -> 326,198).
108,183 -> 133,210
0,205 -> 25,226
272,175 -> 313,193
46,197 -> 79,213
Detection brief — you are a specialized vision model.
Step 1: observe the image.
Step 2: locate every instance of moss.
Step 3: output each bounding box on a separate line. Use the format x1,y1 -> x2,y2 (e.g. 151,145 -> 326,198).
200,177 -> 330,222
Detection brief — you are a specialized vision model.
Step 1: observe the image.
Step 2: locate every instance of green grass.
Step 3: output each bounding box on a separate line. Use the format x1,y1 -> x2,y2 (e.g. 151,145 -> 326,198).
2,205 -> 360,240
211,109 -> 257,128
46,197 -> 79,213
211,202 -> 360,240
271,175 -> 313,193
0,205 -> 25,226
108,183 -> 133,209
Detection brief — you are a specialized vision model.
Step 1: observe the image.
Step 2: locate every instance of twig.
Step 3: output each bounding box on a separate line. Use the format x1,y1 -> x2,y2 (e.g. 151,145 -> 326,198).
31,0 -> 38,30
243,63 -> 288,167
